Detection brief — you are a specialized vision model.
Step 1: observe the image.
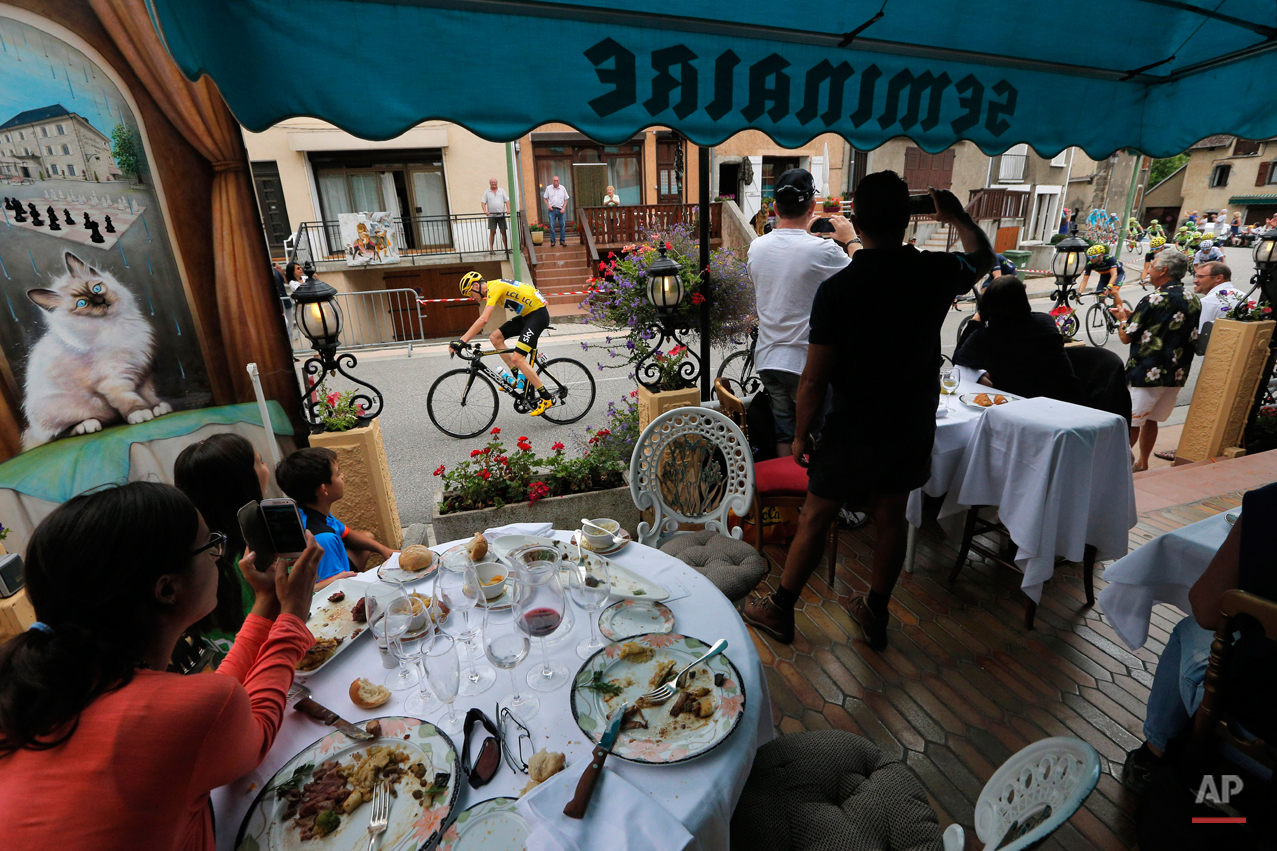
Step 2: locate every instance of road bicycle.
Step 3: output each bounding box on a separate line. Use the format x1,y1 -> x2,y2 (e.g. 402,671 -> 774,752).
426,341 -> 595,438
716,322 -> 761,395
1084,286 -> 1123,346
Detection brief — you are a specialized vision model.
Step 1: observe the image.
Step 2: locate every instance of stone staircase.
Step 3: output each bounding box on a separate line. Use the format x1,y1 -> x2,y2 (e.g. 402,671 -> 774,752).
919,224 -> 952,251
534,242 -> 593,319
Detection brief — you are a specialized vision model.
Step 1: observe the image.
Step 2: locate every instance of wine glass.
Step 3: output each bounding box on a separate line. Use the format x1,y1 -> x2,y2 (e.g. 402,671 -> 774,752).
941,367 -> 960,412
403,598 -> 441,717
366,582 -> 419,691
566,546 -> 611,659
437,560 -> 496,696
484,575 -> 540,718
510,545 -> 569,692
425,634 -> 463,735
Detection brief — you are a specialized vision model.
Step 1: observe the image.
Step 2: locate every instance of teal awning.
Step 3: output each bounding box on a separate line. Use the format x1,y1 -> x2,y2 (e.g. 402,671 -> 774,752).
150,0 -> 1277,158
1229,194 -> 1277,206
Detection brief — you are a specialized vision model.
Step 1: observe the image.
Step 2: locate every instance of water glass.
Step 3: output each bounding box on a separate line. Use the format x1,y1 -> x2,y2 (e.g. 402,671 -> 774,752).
940,367 -> 960,411
437,560 -> 496,696
426,634 -> 463,734
366,582 -> 419,691
403,599 -> 441,717
484,576 -> 540,718
566,547 -> 611,659
510,545 -> 569,692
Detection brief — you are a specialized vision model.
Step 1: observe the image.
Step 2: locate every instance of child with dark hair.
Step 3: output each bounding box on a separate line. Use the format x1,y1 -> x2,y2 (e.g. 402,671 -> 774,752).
274,447 -> 397,589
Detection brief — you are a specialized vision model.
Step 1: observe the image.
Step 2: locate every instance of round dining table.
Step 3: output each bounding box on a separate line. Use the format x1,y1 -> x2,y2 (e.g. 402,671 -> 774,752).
211,529 -> 772,851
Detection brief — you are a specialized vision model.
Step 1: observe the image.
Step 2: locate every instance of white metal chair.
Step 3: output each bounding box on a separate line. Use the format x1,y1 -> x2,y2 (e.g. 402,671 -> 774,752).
973,737 -> 1100,851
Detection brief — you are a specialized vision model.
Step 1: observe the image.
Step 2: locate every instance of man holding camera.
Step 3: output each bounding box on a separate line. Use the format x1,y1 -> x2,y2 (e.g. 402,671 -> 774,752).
743,172 -> 993,650
746,168 -> 858,459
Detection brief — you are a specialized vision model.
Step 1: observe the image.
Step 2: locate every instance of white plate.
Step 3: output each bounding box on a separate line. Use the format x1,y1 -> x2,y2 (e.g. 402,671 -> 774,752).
958,392 -> 1021,410
550,543 -> 669,601
598,599 -> 676,640
296,578 -> 370,675
489,534 -> 557,562
236,716 -> 460,851
438,797 -> 527,851
570,528 -> 632,555
377,551 -> 437,585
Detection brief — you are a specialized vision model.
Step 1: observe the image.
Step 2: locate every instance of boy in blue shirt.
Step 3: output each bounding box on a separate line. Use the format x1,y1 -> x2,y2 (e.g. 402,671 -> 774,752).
275,447 -> 398,589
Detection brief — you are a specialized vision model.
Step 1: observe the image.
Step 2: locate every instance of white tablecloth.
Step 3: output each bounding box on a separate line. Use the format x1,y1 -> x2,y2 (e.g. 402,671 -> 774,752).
211,530 -> 771,851
905,376 -> 987,528
933,396 -> 1137,603
1098,512 -> 1232,650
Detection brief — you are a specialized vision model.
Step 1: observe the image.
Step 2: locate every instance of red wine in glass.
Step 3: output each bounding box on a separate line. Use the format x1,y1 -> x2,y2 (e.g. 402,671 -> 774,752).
521,607 -> 563,638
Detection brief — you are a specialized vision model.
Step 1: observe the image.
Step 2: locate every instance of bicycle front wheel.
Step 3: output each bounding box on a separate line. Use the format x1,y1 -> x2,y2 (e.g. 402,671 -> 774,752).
427,369 -> 499,438
537,358 -> 596,425
1085,303 -> 1111,347
717,349 -> 759,394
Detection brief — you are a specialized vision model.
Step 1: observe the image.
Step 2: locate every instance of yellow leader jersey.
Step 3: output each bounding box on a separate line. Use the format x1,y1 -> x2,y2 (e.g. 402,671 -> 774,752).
485,279 -> 547,315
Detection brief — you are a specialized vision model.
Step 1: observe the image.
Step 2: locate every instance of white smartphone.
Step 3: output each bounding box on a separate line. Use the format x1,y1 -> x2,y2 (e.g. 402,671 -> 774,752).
258,498 -> 308,560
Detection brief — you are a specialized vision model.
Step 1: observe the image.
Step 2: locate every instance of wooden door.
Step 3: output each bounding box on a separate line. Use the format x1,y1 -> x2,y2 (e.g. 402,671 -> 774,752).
657,140 -> 683,204
902,147 -> 954,191
251,161 -> 291,256
383,263 -> 503,338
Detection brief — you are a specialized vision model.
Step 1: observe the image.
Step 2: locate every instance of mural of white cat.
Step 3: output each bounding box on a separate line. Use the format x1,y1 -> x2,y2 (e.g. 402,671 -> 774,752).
21,252 -> 171,449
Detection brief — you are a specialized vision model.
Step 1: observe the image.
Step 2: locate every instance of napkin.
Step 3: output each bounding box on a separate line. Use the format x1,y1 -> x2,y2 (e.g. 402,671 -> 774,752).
516,763 -> 694,851
485,521 -> 555,540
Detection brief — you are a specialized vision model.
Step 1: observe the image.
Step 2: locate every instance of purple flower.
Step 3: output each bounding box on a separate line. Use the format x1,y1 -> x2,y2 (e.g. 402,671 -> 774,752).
597,363 -> 605,372
581,342 -> 588,350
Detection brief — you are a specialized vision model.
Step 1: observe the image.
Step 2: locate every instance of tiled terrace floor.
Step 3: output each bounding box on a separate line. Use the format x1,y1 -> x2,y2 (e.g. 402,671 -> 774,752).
748,490 -> 1247,851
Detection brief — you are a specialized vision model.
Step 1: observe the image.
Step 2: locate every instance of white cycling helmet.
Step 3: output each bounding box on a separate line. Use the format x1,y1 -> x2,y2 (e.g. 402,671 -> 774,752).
1201,239 -> 1214,249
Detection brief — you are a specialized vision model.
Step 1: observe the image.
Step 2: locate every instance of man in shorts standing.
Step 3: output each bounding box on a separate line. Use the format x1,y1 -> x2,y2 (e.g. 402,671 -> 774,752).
1108,250 -> 1200,471
742,172 -> 993,649
746,168 -> 857,459
481,178 -> 510,254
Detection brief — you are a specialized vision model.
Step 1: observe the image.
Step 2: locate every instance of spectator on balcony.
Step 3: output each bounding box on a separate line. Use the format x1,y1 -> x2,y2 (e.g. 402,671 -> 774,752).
481,178 -> 510,254
602,185 -> 621,207
543,176 -> 569,247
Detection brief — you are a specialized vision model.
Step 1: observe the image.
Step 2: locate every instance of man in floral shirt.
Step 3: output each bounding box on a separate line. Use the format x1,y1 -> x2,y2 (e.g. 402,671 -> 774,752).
1110,250 -> 1200,471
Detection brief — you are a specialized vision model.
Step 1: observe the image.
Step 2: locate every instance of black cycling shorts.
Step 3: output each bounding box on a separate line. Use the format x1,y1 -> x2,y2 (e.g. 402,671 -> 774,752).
499,307 -> 550,358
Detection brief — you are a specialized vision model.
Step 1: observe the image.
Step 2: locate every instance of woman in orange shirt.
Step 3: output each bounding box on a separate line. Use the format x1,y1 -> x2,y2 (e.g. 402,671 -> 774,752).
0,481 -> 319,850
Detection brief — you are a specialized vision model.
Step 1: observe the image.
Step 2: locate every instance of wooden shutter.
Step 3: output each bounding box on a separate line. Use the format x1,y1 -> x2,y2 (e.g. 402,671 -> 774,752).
1256,162 -> 1271,187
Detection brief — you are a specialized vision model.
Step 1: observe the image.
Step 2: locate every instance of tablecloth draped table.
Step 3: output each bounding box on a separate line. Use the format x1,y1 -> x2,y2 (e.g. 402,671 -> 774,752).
211,529 -> 771,851
1098,512 -> 1233,650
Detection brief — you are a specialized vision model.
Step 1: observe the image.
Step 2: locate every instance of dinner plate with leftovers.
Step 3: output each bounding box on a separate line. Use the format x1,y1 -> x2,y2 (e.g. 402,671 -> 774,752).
297,578 -> 370,674
548,543 -> 669,601
959,392 -> 1021,410
570,633 -> 746,765
236,716 -> 459,851
438,797 -> 528,851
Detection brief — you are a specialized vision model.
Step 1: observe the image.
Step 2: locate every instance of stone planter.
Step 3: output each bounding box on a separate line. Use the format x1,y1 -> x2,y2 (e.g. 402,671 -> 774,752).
637,385 -> 702,431
310,418 -> 403,565
433,485 -> 639,546
1176,318 -> 1277,464
530,230 -> 544,245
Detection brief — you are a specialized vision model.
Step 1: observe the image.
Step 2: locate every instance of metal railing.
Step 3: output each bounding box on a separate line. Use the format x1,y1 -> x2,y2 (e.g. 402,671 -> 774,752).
291,212 -> 512,266
283,288 -> 427,355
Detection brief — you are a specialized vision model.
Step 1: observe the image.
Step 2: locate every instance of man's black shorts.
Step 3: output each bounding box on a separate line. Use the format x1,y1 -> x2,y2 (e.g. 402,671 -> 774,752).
805,421 -> 933,507
488,215 -> 507,232
499,306 -> 550,358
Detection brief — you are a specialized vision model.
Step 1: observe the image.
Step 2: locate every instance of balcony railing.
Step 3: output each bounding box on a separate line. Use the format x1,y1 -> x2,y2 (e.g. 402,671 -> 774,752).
290,212 -> 512,266
577,202 -> 722,247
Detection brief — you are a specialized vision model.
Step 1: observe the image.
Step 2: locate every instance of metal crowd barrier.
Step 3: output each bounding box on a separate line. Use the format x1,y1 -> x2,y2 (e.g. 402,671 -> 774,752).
282,287 -> 427,356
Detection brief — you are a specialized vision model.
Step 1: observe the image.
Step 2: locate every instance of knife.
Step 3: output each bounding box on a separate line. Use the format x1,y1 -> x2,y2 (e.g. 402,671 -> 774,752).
563,701 -> 630,819
289,684 -> 374,741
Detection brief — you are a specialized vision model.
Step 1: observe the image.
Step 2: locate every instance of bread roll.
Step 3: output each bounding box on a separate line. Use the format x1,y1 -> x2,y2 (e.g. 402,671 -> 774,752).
349,677 -> 391,709
464,532 -> 488,561
399,545 -> 435,573
520,749 -> 566,795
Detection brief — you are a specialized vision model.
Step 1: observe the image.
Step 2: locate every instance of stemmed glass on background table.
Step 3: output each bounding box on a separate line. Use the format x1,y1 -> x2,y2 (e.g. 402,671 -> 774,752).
566,543 -> 611,659
366,581 -> 418,691
941,366 -> 960,412
510,545 -> 570,692
483,573 -> 540,718
437,549 -> 496,696
425,633 -> 463,735
402,593 -> 443,717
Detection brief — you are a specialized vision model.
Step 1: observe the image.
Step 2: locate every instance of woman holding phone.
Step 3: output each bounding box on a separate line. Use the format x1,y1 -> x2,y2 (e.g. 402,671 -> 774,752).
0,481 -> 320,850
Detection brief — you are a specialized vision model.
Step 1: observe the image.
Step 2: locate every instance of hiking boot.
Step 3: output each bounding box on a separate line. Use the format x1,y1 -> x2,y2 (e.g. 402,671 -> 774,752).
1121,744 -> 1161,795
741,593 -> 794,644
850,595 -> 889,650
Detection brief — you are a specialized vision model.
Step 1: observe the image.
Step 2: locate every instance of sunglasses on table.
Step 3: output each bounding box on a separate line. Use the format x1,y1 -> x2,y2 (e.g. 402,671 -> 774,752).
461,706 -> 533,788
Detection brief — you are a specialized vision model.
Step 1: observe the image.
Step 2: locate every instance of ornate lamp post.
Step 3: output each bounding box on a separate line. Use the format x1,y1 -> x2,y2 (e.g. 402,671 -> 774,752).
1048,235 -> 1089,339
292,261 -> 384,429
634,246 -> 701,390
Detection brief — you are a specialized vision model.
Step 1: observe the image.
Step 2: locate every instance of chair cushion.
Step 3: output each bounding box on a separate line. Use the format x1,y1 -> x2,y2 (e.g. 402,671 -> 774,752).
659,529 -> 769,602
731,730 -> 943,851
755,456 -> 809,496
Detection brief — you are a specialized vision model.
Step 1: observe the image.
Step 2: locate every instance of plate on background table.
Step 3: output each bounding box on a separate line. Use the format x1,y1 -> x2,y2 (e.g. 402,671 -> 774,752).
296,578 -> 370,675
438,797 -> 528,851
570,528 -> 631,554
598,599 -> 675,640
235,716 -> 460,851
377,552 -> 437,585
959,391 -> 1021,410
570,633 -> 746,765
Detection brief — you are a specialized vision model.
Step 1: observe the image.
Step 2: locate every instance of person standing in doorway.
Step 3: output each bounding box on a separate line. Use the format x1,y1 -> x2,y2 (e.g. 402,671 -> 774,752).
481,178 -> 510,254
543,176 -> 569,247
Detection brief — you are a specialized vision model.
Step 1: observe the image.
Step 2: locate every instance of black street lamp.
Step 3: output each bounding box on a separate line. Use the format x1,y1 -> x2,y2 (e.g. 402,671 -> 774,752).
292,262 -> 384,430
1048,235 -> 1089,339
634,245 -> 701,390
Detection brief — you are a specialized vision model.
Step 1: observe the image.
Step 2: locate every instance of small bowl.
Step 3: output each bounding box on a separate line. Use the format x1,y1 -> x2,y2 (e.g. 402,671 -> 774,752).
406,593 -> 431,632
474,561 -> 508,600
583,518 -> 620,550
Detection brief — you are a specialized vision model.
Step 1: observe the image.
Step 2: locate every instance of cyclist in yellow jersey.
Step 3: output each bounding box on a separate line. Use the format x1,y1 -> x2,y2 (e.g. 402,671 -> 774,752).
452,272 -> 557,416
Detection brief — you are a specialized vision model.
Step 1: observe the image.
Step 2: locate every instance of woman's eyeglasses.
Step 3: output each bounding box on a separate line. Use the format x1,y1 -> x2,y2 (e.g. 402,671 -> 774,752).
191,531 -> 227,559
499,706 -> 531,775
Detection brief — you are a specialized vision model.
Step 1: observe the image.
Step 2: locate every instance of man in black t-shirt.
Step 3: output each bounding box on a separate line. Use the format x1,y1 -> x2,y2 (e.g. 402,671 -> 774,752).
742,172 -> 992,650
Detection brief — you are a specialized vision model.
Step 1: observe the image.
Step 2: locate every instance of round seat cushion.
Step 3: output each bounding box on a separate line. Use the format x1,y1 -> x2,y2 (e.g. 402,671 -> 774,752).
755,456 -> 810,496
731,730 -> 943,851
659,529 -> 769,603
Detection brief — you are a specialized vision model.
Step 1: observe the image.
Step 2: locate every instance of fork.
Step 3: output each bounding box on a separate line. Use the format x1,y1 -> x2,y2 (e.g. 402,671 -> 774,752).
639,638 -> 728,704
366,780 -> 391,851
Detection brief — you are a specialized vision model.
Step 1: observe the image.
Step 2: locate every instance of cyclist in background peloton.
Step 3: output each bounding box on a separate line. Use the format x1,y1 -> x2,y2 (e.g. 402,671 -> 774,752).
1077,243 -> 1125,297
452,271 -> 557,416
1141,235 -> 1167,286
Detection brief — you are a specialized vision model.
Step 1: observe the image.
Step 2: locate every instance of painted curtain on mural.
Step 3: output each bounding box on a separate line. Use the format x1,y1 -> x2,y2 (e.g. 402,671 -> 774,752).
0,13 -> 210,450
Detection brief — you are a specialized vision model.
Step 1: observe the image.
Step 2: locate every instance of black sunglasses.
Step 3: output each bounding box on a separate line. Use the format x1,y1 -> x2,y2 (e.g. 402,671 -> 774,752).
461,708 -> 502,789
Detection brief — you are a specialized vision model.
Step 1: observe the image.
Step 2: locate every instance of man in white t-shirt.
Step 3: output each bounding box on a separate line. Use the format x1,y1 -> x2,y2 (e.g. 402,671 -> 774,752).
746,168 -> 857,459
543,176 -> 569,247
1194,261 -> 1239,334
481,178 -> 510,253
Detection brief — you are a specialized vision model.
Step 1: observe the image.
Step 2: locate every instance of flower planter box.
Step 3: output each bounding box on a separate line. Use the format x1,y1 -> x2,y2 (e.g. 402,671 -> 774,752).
637,385 -> 702,431
1175,318 -> 1276,464
310,418 -> 403,566
433,485 -> 640,545
530,230 -> 544,245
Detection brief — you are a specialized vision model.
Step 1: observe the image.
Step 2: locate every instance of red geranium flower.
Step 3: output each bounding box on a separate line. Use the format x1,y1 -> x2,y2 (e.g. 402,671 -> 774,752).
490,427 -> 501,435
433,465 -> 445,476
470,449 -> 484,458
664,241 -> 672,250
552,441 -> 565,451
497,456 -> 509,465
690,293 -> 705,305
478,469 -> 491,480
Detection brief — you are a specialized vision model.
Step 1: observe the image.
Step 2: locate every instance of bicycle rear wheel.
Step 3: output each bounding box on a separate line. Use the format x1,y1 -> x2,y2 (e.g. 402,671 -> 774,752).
1085,302 -> 1111,347
537,357 -> 596,425
717,349 -> 760,395
427,369 -> 499,438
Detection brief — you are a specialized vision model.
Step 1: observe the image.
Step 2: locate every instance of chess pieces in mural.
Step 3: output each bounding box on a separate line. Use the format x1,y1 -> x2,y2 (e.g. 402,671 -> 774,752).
82,212 -> 92,229
47,206 -> 60,231
12,201 -> 25,222
63,208 -> 74,226
87,219 -> 104,244
104,215 -> 115,234
28,204 -> 43,227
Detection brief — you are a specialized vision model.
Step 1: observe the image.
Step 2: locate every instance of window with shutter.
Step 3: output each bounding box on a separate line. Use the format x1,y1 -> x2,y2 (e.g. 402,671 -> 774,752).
1234,139 -> 1262,157
1256,162 -> 1273,187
